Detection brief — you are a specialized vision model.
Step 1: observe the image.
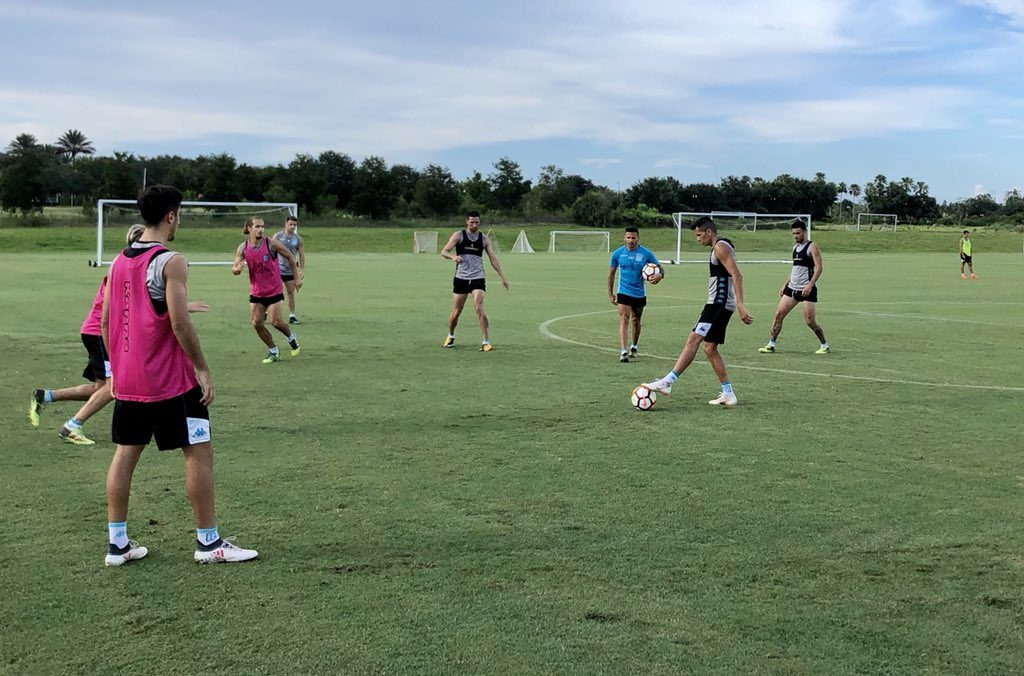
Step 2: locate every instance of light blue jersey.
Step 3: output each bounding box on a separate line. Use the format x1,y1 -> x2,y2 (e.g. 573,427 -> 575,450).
610,245 -> 659,298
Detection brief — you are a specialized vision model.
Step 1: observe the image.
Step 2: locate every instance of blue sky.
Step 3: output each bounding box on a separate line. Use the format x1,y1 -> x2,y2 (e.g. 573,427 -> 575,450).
1,0 -> 1022,202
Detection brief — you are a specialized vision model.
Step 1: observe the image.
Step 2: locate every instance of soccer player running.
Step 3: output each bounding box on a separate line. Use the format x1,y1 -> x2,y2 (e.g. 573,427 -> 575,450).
440,211 -> 510,351
758,219 -> 829,354
960,229 -> 976,279
273,215 -> 305,323
101,185 -> 256,566
608,226 -> 662,362
29,226 -> 210,444
232,217 -> 302,363
644,217 -> 753,406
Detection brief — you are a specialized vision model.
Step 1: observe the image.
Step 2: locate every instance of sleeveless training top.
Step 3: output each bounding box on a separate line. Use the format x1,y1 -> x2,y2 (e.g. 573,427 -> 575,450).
275,231 -> 301,275
107,246 -> 199,402
789,241 -> 814,291
961,238 -> 972,255
80,277 -> 106,336
244,237 -> 284,298
706,238 -> 737,310
454,230 -> 487,280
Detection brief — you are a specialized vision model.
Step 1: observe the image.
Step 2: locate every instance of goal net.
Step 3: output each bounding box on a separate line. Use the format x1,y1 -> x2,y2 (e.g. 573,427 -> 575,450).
511,229 -> 535,253
855,213 -> 898,231
548,230 -> 610,253
669,211 -> 812,264
93,200 -> 298,267
413,231 -> 438,253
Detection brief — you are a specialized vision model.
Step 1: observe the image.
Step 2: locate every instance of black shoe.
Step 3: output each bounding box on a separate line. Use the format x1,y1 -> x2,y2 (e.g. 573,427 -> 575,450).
288,339 -> 299,350
620,354 -> 629,363
289,315 -> 301,324
630,347 -> 639,357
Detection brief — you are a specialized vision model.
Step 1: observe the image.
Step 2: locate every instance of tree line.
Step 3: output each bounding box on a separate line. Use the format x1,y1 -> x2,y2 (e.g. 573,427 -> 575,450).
2,131 -> 1021,228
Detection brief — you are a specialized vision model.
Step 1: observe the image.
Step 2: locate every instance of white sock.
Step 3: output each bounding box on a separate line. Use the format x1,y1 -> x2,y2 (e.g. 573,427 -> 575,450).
269,346 -> 280,355
108,522 -> 128,550
666,371 -> 678,384
287,333 -> 297,342
66,418 -> 82,430
767,339 -> 776,346
821,342 -> 829,349
197,527 -> 220,547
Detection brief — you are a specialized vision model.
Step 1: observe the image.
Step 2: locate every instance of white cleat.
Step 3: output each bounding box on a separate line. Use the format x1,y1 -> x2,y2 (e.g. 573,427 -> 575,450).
105,540 -> 149,567
194,539 -> 259,564
644,378 -> 673,396
708,392 -> 738,406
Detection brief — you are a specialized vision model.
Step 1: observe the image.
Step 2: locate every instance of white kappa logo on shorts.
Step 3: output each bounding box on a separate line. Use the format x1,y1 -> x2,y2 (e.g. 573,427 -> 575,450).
103,361 -> 112,378
187,417 -> 211,444
694,322 -> 712,337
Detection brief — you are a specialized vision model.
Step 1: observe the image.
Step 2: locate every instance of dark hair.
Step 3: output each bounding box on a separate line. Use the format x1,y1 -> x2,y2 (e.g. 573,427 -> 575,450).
624,226 -> 639,234
466,211 -> 481,219
243,216 -> 264,234
137,185 -> 183,226
691,216 -> 716,231
286,215 -> 298,224
791,219 -> 808,231
962,229 -> 970,235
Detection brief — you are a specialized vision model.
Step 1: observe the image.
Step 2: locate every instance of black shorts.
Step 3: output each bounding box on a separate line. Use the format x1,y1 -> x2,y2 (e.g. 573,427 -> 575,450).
693,304 -> 734,345
783,285 -> 818,303
453,277 -> 486,294
280,273 -> 295,283
250,293 -> 285,306
616,293 -> 647,310
960,253 -> 972,264
81,333 -> 110,382
112,386 -> 211,451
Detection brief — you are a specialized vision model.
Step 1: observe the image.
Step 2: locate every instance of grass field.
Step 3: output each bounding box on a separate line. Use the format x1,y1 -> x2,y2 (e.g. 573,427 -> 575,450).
3,238 -> 1024,672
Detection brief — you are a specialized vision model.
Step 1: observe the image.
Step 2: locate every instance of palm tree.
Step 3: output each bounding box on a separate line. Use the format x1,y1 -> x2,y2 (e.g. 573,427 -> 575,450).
7,133 -> 39,154
56,129 -> 95,161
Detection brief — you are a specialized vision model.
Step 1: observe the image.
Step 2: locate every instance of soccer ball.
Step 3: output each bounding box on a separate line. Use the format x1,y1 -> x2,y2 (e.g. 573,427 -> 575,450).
631,385 -> 657,411
641,262 -> 662,282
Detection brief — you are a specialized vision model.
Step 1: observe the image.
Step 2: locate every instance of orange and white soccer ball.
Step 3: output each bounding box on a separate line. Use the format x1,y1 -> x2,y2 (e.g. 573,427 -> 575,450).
631,385 -> 657,411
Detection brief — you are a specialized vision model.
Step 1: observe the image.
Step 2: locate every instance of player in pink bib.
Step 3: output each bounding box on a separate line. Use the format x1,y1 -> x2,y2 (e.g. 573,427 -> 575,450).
232,216 -> 303,363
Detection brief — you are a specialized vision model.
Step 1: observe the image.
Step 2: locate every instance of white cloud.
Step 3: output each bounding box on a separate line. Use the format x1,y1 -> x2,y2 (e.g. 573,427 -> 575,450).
579,158 -> 623,168
961,0 -> 1024,27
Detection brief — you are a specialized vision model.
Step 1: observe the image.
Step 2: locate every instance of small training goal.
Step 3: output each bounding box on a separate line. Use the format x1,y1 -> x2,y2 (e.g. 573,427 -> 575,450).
854,213 -> 898,231
511,230 -> 535,253
93,200 -> 298,267
414,231 -> 439,253
548,230 -> 610,253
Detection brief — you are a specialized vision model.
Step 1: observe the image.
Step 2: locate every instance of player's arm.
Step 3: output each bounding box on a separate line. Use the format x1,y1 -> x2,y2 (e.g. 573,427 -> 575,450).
608,266 -> 618,305
271,239 -> 302,289
231,243 -> 245,275
718,242 -> 753,325
440,232 -> 461,264
100,276 -> 114,397
484,238 -> 510,289
296,237 -> 305,270
165,255 -> 214,406
807,243 -> 824,290
959,239 -> 964,254
648,251 -> 664,283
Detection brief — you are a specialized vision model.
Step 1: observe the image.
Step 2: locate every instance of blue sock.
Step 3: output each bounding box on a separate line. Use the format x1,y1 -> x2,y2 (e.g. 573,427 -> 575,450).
44,390 -> 55,403
197,527 -> 220,547
666,371 -> 678,383
108,522 -> 128,550
722,381 -> 734,395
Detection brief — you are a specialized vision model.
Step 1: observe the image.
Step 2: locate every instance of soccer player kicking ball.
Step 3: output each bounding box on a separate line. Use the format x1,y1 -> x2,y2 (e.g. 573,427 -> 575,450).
758,219 -> 829,354
102,185 -> 256,566
233,217 -> 302,363
644,217 -> 753,406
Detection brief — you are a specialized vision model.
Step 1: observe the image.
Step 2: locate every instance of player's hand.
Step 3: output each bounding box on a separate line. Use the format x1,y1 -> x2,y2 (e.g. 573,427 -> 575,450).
453,255 -> 463,264
502,278 -> 510,290
109,375 -> 116,398
295,276 -> 303,291
779,287 -> 786,297
739,307 -> 754,325
232,264 -> 243,275
651,272 -> 663,285
196,368 -> 215,406
187,301 -> 211,313
610,294 -> 618,305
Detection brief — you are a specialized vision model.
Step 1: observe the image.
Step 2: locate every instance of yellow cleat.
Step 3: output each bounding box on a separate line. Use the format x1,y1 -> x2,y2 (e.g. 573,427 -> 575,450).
480,343 -> 493,352
290,346 -> 300,357
28,390 -> 45,428
262,352 -> 281,364
815,346 -> 830,355
443,336 -> 455,348
59,425 -> 96,445
758,345 -> 775,353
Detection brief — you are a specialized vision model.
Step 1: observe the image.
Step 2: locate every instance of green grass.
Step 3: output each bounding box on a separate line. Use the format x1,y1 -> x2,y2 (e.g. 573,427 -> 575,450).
2,244 -> 1024,673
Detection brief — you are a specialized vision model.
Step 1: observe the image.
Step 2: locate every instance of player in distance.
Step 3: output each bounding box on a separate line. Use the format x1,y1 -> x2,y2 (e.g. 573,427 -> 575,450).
607,226 -> 662,362
758,220 -> 830,354
273,215 -> 305,324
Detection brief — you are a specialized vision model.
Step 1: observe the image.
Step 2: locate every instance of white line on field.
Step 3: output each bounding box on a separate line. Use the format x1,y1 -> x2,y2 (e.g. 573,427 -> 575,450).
538,309 -> 1024,392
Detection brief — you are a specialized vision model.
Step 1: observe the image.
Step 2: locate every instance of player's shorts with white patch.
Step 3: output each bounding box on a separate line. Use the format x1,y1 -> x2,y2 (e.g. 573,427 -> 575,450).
112,386 -> 211,451
693,304 -> 734,345
453,277 -> 486,294
782,284 -> 818,303
960,253 -> 972,264
80,333 -> 111,382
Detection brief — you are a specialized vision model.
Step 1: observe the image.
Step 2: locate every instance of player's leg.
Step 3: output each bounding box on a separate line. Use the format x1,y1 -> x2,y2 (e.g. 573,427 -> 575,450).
104,443 -> 148,565
29,381 -> 95,428
968,258 -> 976,278
185,440 -> 256,564
267,299 -> 299,356
761,295 -> 798,352
803,302 -> 829,353
471,289 -> 492,350
630,304 -> 644,357
702,341 -> 737,405
251,302 -> 275,347
616,303 -> 631,361
283,278 -> 299,321
59,379 -> 112,445
445,291 -> 468,347
645,331 -> 704,395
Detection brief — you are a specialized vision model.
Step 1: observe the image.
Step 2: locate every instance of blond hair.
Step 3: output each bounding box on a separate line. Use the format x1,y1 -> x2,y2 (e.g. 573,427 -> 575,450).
126,224 -> 146,244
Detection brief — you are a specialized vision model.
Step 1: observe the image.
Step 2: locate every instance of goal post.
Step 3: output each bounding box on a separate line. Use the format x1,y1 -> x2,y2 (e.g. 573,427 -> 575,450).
855,212 -> 898,231
511,229 -> 535,253
669,211 -> 811,264
93,200 -> 299,267
548,230 -> 610,253
413,231 -> 439,253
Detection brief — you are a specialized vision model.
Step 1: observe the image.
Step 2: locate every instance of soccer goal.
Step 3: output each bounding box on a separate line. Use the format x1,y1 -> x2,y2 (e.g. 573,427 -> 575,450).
413,231 -> 439,253
669,211 -> 812,264
855,213 -> 898,231
511,229 -> 535,253
548,230 -> 610,253
92,200 -> 299,267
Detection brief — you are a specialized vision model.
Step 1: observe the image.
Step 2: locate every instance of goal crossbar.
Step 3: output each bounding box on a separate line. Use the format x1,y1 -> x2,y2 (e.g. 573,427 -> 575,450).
548,230 -> 611,253
94,199 -> 299,267
855,212 -> 898,231
669,211 -> 811,264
